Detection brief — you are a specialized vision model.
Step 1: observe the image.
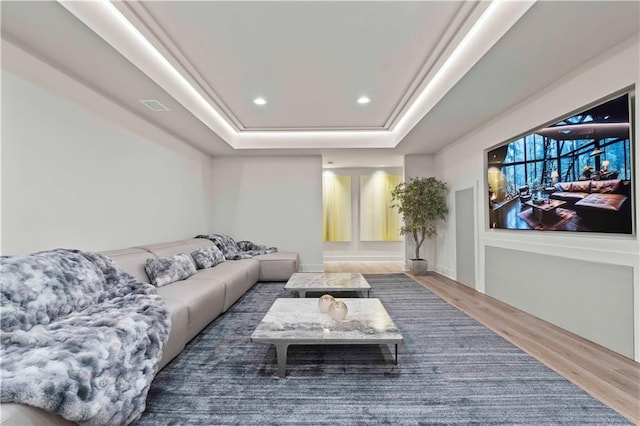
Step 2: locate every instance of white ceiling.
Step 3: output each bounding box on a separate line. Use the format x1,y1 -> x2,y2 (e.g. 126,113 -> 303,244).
130,1 -> 478,131
1,1 -> 638,165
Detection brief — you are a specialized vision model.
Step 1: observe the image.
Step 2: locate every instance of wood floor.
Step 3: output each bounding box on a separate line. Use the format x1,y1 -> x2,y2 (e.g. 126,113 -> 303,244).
323,261 -> 640,424
324,261 -> 404,274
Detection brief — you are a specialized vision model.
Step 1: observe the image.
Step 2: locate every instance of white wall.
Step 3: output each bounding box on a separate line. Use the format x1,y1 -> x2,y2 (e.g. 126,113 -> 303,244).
1,44 -> 215,254
434,35 -> 640,360
210,156 -> 323,271
323,167 -> 404,262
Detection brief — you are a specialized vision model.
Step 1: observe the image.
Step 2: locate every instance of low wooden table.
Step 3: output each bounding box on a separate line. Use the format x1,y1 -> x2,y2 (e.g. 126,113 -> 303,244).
250,298 -> 403,377
524,199 -> 567,223
284,272 -> 371,298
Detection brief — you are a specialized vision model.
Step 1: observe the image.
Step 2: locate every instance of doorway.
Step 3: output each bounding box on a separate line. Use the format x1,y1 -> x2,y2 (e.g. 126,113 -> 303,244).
455,187 -> 476,288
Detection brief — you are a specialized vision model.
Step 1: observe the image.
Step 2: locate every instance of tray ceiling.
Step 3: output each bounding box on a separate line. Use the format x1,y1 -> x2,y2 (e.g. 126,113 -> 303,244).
124,1 -> 478,131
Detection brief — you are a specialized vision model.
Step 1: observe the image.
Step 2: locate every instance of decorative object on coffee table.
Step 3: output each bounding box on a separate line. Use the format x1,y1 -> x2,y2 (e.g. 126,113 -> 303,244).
391,177 -> 448,275
318,294 -> 335,313
328,300 -> 348,321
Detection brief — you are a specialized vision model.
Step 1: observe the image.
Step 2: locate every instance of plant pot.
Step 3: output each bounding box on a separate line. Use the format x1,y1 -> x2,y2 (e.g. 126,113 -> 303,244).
409,259 -> 428,276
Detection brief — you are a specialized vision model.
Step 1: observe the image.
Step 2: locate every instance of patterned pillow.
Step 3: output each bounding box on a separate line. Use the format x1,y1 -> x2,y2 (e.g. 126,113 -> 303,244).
191,245 -> 225,269
144,253 -> 196,287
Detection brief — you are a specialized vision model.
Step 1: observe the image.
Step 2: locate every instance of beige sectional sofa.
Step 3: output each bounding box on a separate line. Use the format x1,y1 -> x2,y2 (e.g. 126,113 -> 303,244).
1,238 -> 299,426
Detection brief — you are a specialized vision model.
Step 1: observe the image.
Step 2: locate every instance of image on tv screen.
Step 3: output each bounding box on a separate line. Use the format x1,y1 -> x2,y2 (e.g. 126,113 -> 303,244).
486,92 -> 634,234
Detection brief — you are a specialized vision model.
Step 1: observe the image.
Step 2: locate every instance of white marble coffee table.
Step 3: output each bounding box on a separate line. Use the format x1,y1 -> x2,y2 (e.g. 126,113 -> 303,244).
250,298 -> 403,378
284,272 -> 371,298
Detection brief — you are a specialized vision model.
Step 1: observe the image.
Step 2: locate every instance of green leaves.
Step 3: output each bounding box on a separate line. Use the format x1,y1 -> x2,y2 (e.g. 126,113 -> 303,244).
390,176 -> 448,259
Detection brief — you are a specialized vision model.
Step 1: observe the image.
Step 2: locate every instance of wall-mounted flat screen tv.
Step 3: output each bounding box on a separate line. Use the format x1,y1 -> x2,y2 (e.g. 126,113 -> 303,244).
486,91 -> 634,234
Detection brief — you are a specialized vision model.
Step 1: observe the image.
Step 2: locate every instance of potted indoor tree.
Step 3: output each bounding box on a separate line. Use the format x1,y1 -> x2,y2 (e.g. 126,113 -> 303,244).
390,177 -> 448,275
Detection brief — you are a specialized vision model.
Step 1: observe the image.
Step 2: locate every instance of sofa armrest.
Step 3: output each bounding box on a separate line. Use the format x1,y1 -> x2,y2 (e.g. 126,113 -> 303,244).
254,252 -> 299,281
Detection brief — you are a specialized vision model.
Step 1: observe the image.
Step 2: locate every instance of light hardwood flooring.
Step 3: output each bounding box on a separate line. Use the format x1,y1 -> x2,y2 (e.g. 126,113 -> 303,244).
324,261 -> 404,274
323,262 -> 640,424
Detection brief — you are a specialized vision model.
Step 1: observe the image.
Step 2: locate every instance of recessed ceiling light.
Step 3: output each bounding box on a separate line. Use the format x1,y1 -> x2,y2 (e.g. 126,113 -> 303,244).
253,97 -> 267,106
357,96 -> 370,105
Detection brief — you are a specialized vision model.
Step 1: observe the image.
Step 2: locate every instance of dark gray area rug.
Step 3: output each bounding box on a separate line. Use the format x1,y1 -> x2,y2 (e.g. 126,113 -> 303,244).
135,274 -> 630,425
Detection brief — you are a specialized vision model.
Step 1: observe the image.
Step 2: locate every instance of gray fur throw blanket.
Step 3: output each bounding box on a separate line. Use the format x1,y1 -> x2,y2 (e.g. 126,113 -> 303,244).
195,234 -> 277,260
0,249 -> 170,425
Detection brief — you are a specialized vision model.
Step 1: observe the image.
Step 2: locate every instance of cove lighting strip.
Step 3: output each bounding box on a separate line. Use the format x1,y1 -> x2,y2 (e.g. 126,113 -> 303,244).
393,0 -> 536,142
57,0 -> 238,145
58,0 -> 535,150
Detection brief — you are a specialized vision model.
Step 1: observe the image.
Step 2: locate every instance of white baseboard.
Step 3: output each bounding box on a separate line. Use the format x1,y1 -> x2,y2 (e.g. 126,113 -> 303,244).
323,256 -> 404,262
435,264 -> 455,280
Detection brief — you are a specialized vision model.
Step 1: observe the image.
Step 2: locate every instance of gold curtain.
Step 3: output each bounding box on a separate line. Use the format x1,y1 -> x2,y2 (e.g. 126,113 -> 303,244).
360,174 -> 402,241
322,174 -> 352,241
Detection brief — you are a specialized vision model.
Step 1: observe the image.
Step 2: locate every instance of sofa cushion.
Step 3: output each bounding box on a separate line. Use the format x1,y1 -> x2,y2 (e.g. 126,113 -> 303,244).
191,245 -> 225,269
138,240 -> 196,259
555,182 -> 573,192
145,253 -> 196,287
102,247 -> 155,284
192,259 -> 258,311
575,194 -> 628,212
571,181 -> 591,193
550,192 -> 589,203
591,179 -> 622,194
157,297 -> 189,370
156,278 -> 226,341
185,238 -> 216,252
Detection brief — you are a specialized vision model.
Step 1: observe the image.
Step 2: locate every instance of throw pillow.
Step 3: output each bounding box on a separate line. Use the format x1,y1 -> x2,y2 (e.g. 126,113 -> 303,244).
191,245 -> 225,269
145,253 -> 196,287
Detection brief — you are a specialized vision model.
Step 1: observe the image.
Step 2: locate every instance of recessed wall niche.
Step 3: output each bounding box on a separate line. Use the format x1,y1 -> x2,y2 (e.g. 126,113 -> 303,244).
322,173 -> 352,242
360,173 -> 402,241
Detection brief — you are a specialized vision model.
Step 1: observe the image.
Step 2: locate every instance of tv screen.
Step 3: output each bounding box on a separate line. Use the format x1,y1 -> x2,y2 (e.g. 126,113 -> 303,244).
486,92 -> 634,234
